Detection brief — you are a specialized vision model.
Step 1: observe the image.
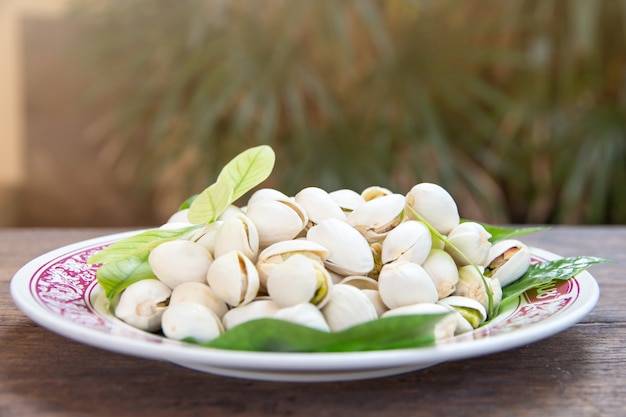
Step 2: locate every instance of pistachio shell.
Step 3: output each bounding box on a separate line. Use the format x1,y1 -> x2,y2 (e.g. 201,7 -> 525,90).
221,299 -> 281,330
307,218 -> 374,276
273,303 -> 330,332
187,221 -> 222,254
256,239 -> 329,287
378,261 -> 439,309
347,193 -> 406,242
148,240 -> 213,289
166,209 -> 192,224
339,275 -> 378,290
161,302 -> 224,343
361,186 -> 392,201
438,295 -> 487,332
321,284 -> 378,332
381,303 -> 456,341
114,279 -> 172,332
453,265 -> 501,312
405,183 -> 460,235
361,289 -> 388,316
328,189 -> 366,212
294,187 -> 347,226
245,199 -> 308,248
381,220 -> 432,265
266,254 -> 333,308
169,282 -> 228,319
247,188 -> 291,205
213,213 -> 259,261
421,249 -> 459,299
206,250 -> 259,307
485,239 -> 531,286
445,222 -> 492,266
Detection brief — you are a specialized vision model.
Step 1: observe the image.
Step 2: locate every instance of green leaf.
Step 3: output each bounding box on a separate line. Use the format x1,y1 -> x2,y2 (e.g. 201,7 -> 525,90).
88,226 -> 199,265
216,145 -> 276,202
474,222 -> 550,243
95,252 -> 156,300
187,180 -> 234,224
499,256 -> 611,309
200,314 -> 447,352
178,194 -> 198,211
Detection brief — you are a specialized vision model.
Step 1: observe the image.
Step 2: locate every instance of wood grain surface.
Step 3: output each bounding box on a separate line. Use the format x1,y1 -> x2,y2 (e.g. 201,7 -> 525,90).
1,227 -> 624,417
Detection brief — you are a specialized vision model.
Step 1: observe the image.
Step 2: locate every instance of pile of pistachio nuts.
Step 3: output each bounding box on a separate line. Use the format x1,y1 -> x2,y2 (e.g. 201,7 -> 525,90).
114,183 -> 531,343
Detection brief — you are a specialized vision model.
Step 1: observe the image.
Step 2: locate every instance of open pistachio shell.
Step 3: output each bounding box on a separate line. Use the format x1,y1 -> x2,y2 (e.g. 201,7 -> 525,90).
328,189 -> 366,212
222,298 -> 281,330
114,279 -> 172,332
266,254 -> 333,308
347,193 -> 406,243
206,250 -> 259,307
445,222 -> 492,266
453,265 -> 502,312
378,261 -> 439,309
421,249 -> 459,299
273,303 -> 330,332
161,302 -> 224,343
381,220 -> 432,265
485,239 -> 531,287
256,239 -> 329,288
148,240 -> 213,289
405,182 -> 460,235
294,186 -> 347,227
321,284 -> 378,332
245,198 -> 308,248
213,213 -> 259,261
438,295 -> 487,332
169,281 -> 229,319
381,303 -> 457,341
307,218 -> 374,276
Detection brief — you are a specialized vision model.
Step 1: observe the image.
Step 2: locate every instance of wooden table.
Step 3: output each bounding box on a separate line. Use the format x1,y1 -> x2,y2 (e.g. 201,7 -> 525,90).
1,227 -> 624,416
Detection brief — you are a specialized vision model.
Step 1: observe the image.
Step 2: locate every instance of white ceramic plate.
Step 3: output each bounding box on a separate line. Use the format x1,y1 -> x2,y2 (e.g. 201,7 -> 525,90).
10,230 -> 599,382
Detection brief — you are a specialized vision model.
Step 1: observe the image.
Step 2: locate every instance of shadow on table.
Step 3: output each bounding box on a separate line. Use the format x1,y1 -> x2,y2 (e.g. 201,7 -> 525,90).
0,324 -> 596,417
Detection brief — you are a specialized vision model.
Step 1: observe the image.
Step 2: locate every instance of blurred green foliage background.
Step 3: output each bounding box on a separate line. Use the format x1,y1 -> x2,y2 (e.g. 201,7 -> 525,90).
72,0 -> 626,224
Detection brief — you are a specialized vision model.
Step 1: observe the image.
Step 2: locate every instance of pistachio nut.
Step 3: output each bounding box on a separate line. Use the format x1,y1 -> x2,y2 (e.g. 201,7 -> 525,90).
381,220 -> 432,265
321,284 -> 378,332
213,213 -> 259,261
222,298 -> 281,330
307,218 -> 374,276
378,261 -> 439,309
114,279 -> 171,332
206,250 -> 260,307
438,295 -> 487,333
453,265 -> 502,312
256,239 -> 329,288
169,281 -> 229,319
347,193 -> 406,242
266,254 -> 333,308
405,182 -> 460,235
361,186 -> 392,201
328,189 -> 366,213
273,303 -> 330,332
421,249 -> 459,299
244,198 -> 308,248
381,303 -> 456,341
148,239 -> 213,289
161,302 -> 224,343
445,221 -> 492,266
294,186 -> 347,227
484,239 -> 531,287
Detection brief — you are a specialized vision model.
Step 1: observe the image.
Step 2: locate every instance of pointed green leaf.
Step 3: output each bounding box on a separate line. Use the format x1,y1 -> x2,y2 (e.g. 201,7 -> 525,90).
198,314 -> 447,352
88,226 -> 199,265
96,252 -> 156,300
469,221 -> 550,243
187,180 -> 234,224
216,145 -> 275,202
497,256 -> 611,312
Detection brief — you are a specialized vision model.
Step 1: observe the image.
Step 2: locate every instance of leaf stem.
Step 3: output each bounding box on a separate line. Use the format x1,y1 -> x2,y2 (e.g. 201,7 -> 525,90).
406,206 -> 495,318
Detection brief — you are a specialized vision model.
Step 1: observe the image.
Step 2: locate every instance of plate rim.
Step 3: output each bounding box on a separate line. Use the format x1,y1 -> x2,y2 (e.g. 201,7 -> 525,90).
10,230 -> 600,375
